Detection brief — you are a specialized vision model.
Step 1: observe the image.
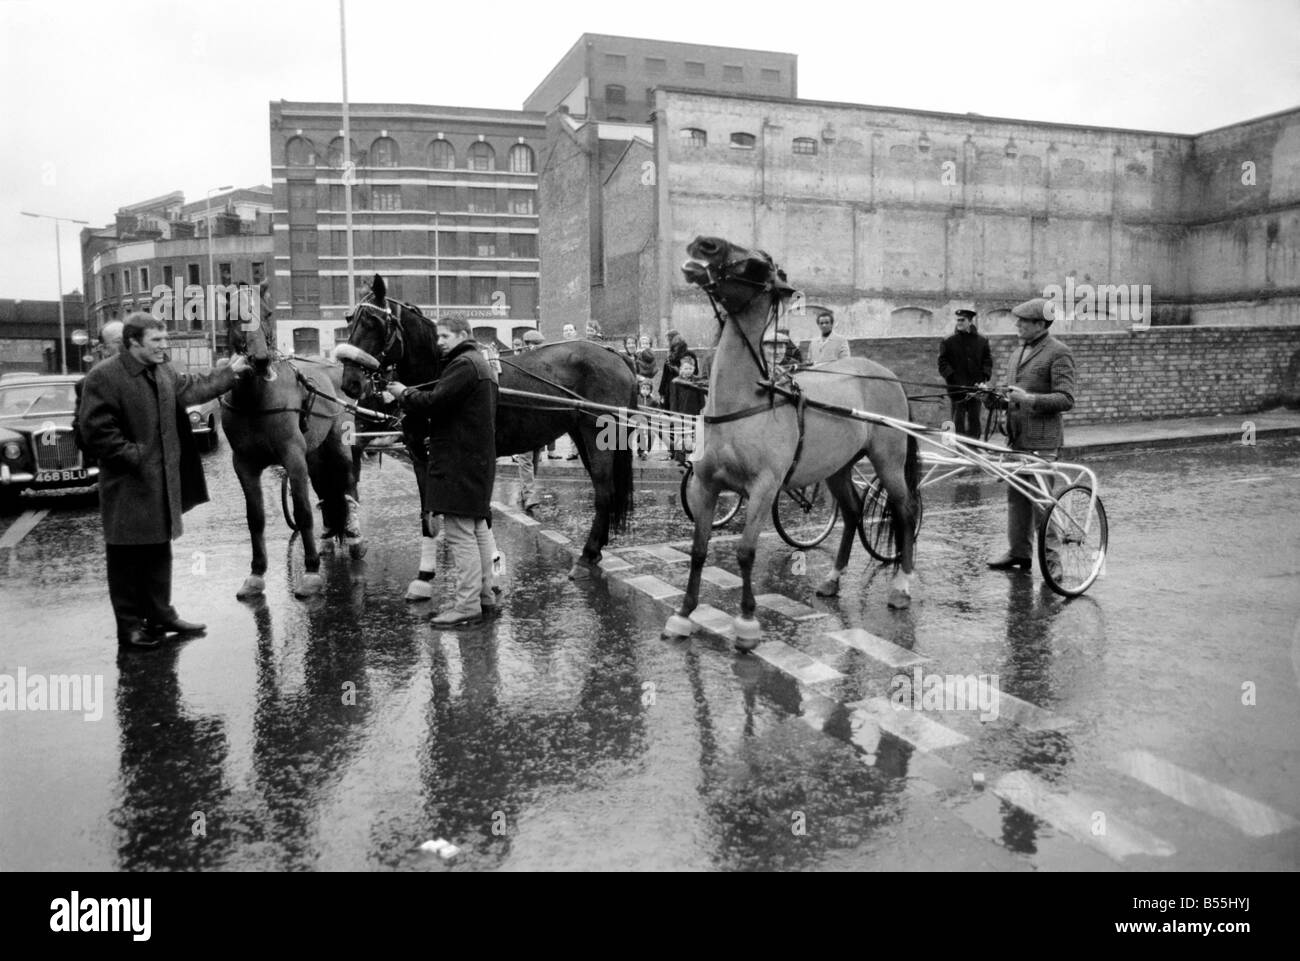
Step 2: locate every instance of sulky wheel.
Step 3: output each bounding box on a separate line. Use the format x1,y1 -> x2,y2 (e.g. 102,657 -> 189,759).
771,481 -> 838,549
1038,484 -> 1108,597
679,463 -> 743,529
856,473 -> 923,563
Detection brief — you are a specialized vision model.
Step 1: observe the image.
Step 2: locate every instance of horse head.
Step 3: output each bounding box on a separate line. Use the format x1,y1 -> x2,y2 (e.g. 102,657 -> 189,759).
682,236 -> 795,325
225,283 -> 276,376
335,274 -> 401,400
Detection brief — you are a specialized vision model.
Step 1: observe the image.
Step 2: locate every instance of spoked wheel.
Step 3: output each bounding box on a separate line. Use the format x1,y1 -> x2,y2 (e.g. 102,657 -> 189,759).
1038,484 -> 1108,597
771,482 -> 838,549
855,472 -> 924,563
680,464 -> 743,529
280,471 -> 298,531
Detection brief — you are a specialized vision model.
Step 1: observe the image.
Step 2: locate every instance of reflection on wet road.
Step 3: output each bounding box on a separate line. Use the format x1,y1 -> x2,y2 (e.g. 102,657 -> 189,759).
1,437 -> 1298,870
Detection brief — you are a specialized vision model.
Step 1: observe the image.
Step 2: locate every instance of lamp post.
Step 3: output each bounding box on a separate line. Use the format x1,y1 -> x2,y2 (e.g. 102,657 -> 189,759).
21,211 -> 89,374
206,184 -> 233,356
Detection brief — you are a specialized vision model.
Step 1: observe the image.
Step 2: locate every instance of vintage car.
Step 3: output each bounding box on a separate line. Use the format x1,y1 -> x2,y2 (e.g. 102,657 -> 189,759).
0,374 -> 98,511
187,396 -> 221,451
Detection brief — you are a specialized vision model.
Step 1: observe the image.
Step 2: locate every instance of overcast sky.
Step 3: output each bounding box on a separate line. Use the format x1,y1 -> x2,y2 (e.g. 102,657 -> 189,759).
2,0 -> 1298,301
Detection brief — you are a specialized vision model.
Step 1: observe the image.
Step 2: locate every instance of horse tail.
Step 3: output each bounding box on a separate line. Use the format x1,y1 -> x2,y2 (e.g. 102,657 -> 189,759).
608,375 -> 638,532
905,432 -> 920,502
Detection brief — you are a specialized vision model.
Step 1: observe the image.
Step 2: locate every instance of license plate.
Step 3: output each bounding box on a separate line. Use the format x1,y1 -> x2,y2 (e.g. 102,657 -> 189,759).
36,468 -> 89,483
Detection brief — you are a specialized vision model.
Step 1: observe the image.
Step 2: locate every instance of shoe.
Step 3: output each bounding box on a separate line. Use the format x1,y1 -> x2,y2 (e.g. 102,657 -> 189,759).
987,554 -> 1032,571
480,603 -> 502,619
565,453 -> 579,461
118,626 -> 162,650
156,617 -> 207,635
430,609 -> 483,628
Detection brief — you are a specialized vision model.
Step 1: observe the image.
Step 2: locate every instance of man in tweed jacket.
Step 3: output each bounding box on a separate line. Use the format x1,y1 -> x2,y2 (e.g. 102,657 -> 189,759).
984,297 -> 1076,577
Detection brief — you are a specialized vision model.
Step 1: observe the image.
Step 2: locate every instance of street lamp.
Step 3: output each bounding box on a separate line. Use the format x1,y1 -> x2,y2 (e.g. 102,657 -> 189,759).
20,211 -> 89,374
206,184 -> 233,355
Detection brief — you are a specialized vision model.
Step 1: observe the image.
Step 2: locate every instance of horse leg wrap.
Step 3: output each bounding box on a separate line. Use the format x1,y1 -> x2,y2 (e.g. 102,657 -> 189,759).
344,494 -> 361,538
732,616 -> 761,652
661,614 -> 698,638
404,536 -> 439,601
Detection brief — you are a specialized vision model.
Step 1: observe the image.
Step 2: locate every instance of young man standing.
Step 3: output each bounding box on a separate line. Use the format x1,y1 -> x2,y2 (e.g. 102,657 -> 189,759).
809,307 -> 850,365
388,317 -> 500,627
938,308 -> 994,438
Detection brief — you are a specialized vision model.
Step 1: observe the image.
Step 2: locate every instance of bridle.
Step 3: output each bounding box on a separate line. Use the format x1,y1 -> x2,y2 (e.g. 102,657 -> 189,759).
337,298 -> 407,396
685,250 -> 794,382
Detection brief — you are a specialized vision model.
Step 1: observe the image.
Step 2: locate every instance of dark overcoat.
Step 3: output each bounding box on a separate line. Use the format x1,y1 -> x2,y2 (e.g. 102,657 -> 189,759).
80,351 -> 237,544
938,328 -> 994,395
401,339 -> 499,519
997,331 -> 1076,451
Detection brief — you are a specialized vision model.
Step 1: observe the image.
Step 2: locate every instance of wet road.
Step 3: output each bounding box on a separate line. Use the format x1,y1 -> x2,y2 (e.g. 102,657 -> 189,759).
1,433 -> 1298,871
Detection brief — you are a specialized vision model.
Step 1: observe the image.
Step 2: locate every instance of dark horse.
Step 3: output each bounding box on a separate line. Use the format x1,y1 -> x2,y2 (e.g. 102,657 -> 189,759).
222,288 -> 363,600
335,275 -> 636,595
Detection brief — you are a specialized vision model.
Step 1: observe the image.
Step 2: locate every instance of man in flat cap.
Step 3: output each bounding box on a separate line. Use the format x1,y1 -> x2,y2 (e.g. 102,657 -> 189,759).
982,297 -> 1076,580
809,307 -> 850,365
938,308 -> 993,438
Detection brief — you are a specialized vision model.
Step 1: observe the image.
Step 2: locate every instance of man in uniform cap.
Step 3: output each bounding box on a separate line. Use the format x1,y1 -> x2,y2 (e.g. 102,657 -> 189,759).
982,297 -> 1076,580
809,307 -> 850,365
938,308 -> 993,438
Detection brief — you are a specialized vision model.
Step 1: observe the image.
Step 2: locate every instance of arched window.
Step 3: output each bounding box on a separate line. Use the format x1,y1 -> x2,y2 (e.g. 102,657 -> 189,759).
730,132 -> 756,150
680,128 -> 707,148
327,137 -> 359,167
792,137 -> 818,155
605,84 -> 626,105
429,139 -> 455,169
371,136 -> 399,167
507,144 -> 535,173
285,136 -> 315,166
467,141 -> 495,171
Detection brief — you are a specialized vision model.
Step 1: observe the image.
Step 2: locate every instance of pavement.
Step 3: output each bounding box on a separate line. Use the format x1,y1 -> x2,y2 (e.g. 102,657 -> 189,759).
498,407 -> 1300,475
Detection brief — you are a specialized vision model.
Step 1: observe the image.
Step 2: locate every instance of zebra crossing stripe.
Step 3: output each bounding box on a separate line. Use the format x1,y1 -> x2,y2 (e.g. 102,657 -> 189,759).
848,696 -> 969,752
1110,750 -> 1300,837
538,529 -> 571,546
992,770 -> 1176,860
622,574 -> 683,600
995,693 -> 1076,732
701,566 -> 743,589
491,501 -> 541,527
597,553 -> 633,572
689,604 -> 735,637
0,510 -> 48,549
751,640 -> 843,685
756,593 -> 825,620
824,628 -> 929,668
628,544 -> 691,563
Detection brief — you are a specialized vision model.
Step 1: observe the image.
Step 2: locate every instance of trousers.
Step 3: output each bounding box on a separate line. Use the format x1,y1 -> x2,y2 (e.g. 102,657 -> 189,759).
950,394 -> 983,439
106,542 -> 177,638
513,449 -> 541,508
442,514 -> 497,616
1007,451 -> 1062,568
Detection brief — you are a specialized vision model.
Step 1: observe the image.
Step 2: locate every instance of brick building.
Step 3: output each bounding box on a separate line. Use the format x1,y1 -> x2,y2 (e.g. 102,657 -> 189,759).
268,100 -> 544,355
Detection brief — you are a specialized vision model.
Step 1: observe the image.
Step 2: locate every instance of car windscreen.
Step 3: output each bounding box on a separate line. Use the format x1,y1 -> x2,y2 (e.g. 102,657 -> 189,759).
0,384 -> 78,419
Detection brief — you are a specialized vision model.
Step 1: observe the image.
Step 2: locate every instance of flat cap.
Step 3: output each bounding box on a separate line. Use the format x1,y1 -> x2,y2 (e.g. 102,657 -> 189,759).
522,330 -> 544,344
954,308 -> 977,319
1011,298 -> 1056,324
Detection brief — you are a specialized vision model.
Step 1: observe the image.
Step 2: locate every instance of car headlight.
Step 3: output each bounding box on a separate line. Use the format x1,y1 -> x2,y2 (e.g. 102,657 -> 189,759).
2,441 -> 22,460
189,410 -> 203,424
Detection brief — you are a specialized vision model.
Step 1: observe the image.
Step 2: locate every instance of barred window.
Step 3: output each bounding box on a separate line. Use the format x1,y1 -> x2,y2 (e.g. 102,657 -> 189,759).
373,185 -> 401,211
605,84 -> 626,105
792,137 -> 818,155
722,65 -> 743,82
685,60 -> 705,77
680,128 -> 707,148
371,136 -> 399,167
468,142 -> 495,171
509,190 -> 534,214
468,188 -> 496,214
730,132 -> 756,149
507,144 -> 534,173
429,139 -> 455,169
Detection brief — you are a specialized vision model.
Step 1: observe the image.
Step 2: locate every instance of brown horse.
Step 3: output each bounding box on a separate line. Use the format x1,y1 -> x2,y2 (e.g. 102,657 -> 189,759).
665,237 -> 920,651
221,289 -> 363,600
335,275 -> 637,593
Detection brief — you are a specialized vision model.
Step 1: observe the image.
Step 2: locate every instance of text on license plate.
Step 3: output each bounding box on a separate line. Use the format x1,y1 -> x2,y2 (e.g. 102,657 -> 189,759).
37,469 -> 89,482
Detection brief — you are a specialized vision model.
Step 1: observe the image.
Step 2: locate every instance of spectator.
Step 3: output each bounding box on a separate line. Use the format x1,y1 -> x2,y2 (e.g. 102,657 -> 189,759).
514,330 -> 545,512
809,308 -> 850,365
658,329 -> 690,407
939,308 -> 994,439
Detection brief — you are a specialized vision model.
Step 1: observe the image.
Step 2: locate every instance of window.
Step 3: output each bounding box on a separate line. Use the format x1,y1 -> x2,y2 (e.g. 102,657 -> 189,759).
509,190 -> 534,215
374,231 -> 400,257
285,136 -> 315,166
292,327 -> 321,355
290,274 -> 319,306
468,188 -> 496,214
645,57 -> 666,74
510,233 -> 537,258
761,68 -> 781,83
289,182 -> 316,210
332,277 -> 351,305
123,269 -> 131,294
373,185 -> 401,210
187,264 -> 200,286
730,132 -> 756,149
328,137 -> 359,167
430,185 -> 456,211
219,263 -> 232,285
333,325 -> 349,345
430,139 -> 455,169
471,233 -> 497,257
507,144 -> 534,173
251,262 -> 265,284
109,273 -> 117,296
467,141 -> 495,171
605,84 -> 626,105
723,65 -> 744,82
162,265 -> 174,288
604,53 -> 626,69
289,229 -> 318,269
139,267 -> 149,290
402,230 -> 427,256
430,230 -> 459,256
680,127 -> 707,148
371,136 -> 399,167
470,276 -> 497,304
793,137 -> 818,155
685,60 -> 705,78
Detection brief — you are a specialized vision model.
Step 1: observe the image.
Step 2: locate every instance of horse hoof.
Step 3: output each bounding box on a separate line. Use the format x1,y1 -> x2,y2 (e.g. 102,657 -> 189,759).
661,614 -> 697,639
568,559 -> 595,580
347,537 -> 367,560
887,589 -> 912,610
815,578 -> 840,597
295,573 -> 324,598
732,617 -> 761,652
236,575 -> 265,600
405,579 -> 434,602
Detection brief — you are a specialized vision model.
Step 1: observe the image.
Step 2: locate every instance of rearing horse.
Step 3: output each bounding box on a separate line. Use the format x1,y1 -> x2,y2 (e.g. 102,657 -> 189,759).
664,237 -> 920,651
222,289 -> 363,599
336,275 -> 637,595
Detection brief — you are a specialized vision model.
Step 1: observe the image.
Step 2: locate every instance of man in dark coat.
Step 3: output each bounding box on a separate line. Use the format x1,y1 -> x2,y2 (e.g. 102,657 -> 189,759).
79,312 -> 249,649
938,308 -> 993,438
657,329 -> 689,407
388,317 -> 500,627
982,298 -> 1076,579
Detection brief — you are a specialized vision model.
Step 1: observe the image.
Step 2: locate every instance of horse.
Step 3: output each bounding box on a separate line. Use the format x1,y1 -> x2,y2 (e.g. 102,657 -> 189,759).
221,290 -> 364,600
334,274 -> 637,595
664,236 -> 920,651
